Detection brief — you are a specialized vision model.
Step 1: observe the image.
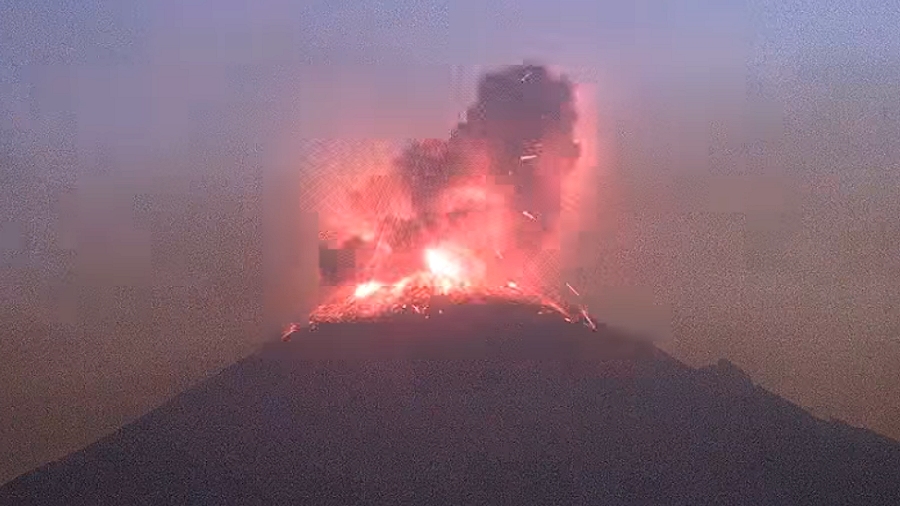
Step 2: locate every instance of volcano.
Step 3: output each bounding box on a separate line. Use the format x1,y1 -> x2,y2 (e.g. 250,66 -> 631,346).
2,301 -> 899,505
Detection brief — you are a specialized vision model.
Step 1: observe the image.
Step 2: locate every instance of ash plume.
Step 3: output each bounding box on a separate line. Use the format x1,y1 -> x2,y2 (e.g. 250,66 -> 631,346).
319,63 -> 582,286
399,64 -> 580,227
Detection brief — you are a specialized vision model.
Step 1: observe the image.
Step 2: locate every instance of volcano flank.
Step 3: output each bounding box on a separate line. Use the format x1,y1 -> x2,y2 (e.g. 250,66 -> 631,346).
2,302 -> 899,505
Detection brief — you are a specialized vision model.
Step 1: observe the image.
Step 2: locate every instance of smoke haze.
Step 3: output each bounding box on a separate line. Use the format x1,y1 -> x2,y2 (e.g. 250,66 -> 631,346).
2,0 -> 900,484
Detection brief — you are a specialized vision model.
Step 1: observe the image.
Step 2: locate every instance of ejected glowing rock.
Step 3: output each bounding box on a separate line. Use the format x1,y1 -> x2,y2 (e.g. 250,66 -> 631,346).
309,245 -> 576,325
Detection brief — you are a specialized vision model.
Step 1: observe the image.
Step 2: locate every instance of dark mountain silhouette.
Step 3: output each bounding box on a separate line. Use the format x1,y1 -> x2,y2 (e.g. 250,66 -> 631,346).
2,301 -> 899,505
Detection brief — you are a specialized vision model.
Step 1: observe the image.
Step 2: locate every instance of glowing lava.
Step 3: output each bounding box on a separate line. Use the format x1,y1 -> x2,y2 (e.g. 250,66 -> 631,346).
309,244 -> 573,325
354,281 -> 384,299
425,248 -> 463,280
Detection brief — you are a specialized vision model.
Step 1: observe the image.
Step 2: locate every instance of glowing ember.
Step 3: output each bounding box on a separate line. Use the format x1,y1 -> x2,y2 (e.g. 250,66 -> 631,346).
281,322 -> 302,342
580,306 -> 597,331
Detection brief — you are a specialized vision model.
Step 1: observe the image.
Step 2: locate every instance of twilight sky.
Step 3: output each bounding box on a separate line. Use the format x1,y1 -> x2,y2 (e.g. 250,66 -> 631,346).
2,0 -> 899,483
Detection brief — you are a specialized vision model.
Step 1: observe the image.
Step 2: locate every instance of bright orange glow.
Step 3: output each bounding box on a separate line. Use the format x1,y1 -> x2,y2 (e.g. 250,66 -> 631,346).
306,150 -> 595,325
354,281 -> 383,299
424,248 -> 462,280
312,272 -> 569,324
302,66 -> 601,330
312,241 -> 570,323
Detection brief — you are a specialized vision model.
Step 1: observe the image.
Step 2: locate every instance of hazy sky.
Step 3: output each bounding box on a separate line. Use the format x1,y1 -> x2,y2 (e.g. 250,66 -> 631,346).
2,0 -> 899,483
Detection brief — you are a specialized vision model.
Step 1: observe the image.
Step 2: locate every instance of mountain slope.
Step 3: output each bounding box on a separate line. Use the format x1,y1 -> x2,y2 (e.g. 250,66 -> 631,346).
2,303 -> 899,505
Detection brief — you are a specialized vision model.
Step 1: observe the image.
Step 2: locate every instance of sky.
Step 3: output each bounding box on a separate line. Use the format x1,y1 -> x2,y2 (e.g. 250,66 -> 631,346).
2,0 -> 900,483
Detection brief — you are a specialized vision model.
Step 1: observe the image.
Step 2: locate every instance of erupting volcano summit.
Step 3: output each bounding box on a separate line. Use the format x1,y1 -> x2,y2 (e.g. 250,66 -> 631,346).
313,63 -> 587,325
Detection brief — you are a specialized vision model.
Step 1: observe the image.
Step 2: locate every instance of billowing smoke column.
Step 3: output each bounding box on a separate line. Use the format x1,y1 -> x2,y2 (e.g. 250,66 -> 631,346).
318,63 -> 581,297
